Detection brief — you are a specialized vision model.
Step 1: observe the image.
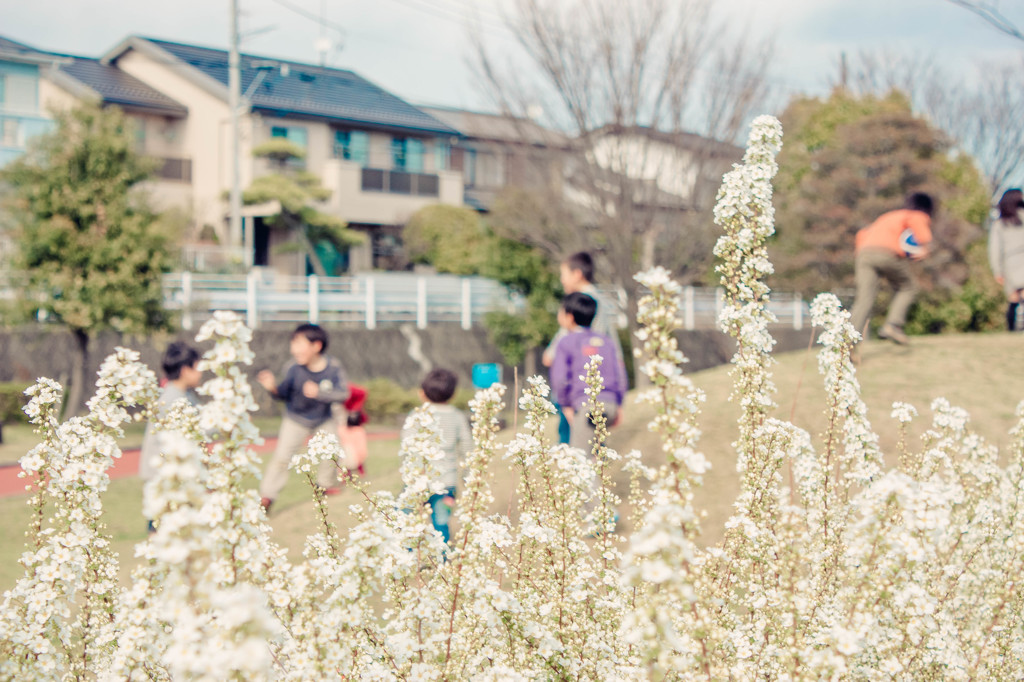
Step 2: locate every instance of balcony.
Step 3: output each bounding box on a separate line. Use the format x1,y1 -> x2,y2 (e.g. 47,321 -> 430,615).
321,159 -> 464,225
360,168 -> 439,196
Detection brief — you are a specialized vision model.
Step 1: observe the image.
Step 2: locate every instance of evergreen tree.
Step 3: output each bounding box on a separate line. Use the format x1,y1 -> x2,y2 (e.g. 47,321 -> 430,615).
2,103 -> 174,414
244,139 -> 364,275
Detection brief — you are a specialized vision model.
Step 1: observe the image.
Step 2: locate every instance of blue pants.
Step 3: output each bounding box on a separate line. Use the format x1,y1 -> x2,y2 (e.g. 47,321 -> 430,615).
553,401 -> 571,444
427,486 -> 457,544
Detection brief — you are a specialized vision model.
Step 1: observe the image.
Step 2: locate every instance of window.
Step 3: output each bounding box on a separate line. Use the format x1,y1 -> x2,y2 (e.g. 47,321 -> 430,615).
1,118 -> 18,147
464,149 -> 477,187
270,125 -> 307,167
270,125 -> 308,149
391,136 -> 425,172
333,130 -> 369,166
133,117 -> 146,152
1,74 -> 38,112
434,139 -> 450,171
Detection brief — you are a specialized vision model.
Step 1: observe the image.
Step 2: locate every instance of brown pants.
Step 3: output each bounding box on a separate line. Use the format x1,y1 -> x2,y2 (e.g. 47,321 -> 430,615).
849,248 -> 918,337
259,415 -> 339,500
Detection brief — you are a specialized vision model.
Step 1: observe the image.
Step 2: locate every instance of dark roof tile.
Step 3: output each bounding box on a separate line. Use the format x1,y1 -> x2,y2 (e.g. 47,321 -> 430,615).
142,38 -> 458,136
59,58 -> 187,117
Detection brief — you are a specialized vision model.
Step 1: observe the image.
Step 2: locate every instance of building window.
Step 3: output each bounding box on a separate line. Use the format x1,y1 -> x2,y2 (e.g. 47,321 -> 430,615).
270,125 -> 308,167
334,129 -> 369,166
392,136 -> 425,172
271,125 -> 308,149
0,73 -> 38,112
1,118 -> 18,147
464,149 -> 477,187
133,117 -> 146,153
434,139 -> 450,171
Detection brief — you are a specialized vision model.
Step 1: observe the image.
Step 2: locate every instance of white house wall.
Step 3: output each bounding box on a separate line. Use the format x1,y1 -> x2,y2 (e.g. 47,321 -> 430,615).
112,48 -> 256,238
590,135 -> 700,202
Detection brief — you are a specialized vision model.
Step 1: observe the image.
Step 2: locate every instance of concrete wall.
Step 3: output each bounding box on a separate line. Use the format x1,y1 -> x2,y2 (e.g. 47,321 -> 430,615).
0,324 -> 816,413
0,324 -> 507,415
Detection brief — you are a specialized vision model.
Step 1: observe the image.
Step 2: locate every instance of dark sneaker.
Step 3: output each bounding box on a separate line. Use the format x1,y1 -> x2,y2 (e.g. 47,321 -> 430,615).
878,323 -> 908,345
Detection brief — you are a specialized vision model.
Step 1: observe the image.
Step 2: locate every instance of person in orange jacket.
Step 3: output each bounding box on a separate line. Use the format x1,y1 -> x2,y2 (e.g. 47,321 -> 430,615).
849,192 -> 935,345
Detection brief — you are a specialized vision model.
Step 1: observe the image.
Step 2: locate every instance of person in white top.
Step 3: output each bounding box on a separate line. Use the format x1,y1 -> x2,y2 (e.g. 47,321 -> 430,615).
988,188 -> 1024,331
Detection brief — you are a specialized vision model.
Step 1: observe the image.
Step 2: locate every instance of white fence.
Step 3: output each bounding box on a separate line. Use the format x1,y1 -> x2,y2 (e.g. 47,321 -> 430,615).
163,271 -> 522,330
1,270 -> 812,331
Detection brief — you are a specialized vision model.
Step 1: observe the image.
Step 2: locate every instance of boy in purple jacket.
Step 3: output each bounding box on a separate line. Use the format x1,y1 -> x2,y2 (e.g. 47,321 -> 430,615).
549,292 -> 627,453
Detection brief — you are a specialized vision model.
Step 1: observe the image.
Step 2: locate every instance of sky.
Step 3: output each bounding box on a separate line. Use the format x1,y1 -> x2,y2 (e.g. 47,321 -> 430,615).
4,0 -> 1023,115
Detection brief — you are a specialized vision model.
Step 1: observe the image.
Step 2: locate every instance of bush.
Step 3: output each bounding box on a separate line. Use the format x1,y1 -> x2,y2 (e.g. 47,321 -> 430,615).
0,383 -> 31,424
361,377 -> 419,424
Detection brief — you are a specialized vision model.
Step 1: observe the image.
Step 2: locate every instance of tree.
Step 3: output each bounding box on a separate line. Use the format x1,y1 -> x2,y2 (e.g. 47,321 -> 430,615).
243,139 -> 364,275
404,204 -> 487,275
403,202 -> 560,369
472,0 -> 774,325
1,103 -> 175,415
834,50 -> 1024,195
770,90 -> 996,331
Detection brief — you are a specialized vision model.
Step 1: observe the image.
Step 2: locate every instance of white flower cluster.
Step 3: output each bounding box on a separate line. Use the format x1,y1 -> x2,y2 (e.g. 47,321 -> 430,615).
3,117 -> 1024,679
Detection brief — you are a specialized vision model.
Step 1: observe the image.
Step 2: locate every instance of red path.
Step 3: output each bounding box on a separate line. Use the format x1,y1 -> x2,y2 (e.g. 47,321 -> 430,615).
0,430 -> 398,498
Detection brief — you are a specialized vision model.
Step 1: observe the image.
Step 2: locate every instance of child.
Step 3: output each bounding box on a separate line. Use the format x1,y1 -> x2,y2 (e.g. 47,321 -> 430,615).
542,251 -> 625,443
849,192 -> 935,344
337,383 -> 369,479
400,368 -> 471,544
139,341 -> 203,531
257,323 -> 349,513
549,292 -> 627,453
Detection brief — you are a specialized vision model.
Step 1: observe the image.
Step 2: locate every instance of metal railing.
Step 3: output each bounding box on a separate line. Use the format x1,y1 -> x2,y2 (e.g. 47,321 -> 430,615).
1,269 -> 813,332
162,271 -> 522,330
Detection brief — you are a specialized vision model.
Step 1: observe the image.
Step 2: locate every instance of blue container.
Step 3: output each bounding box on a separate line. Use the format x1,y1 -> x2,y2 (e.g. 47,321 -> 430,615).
472,363 -> 502,389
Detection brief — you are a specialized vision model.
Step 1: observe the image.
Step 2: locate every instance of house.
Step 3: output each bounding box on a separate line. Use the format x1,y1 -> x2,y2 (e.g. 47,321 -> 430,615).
93,36 -> 462,274
418,106 -> 569,212
583,124 -> 742,214
4,32 -> 464,275
0,37 -> 61,169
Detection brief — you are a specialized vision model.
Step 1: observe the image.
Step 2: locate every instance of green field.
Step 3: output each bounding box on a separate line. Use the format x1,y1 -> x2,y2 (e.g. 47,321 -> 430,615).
3,331 -> 1024,594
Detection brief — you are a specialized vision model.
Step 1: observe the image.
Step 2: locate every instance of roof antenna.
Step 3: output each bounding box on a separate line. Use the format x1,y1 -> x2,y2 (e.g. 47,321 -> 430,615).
316,0 -> 330,66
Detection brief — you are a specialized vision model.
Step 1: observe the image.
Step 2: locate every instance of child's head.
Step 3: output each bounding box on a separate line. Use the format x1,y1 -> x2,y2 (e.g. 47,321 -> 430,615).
290,323 -> 328,365
561,292 -> 597,329
560,251 -> 594,293
162,341 -> 201,387
904,192 -> 935,217
421,368 -> 458,404
998,188 -> 1024,221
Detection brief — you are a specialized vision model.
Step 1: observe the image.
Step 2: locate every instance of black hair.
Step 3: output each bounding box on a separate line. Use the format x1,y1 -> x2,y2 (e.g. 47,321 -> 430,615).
998,188 -> 1024,226
562,292 -> 598,328
292,323 -> 329,352
421,368 -> 458,404
563,251 -> 595,283
904,192 -> 935,217
162,341 -> 200,380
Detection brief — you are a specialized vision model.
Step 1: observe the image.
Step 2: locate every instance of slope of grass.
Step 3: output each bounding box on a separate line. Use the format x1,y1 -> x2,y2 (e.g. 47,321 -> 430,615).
612,331 -> 1024,544
2,332 -> 1023,593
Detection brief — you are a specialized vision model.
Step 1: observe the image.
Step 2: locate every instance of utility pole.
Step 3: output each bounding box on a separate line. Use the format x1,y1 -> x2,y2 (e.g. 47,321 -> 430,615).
228,0 -> 245,266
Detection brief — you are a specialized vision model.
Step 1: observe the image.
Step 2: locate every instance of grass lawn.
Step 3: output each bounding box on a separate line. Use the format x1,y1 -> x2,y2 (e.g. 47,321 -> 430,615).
3,331 -> 1024,594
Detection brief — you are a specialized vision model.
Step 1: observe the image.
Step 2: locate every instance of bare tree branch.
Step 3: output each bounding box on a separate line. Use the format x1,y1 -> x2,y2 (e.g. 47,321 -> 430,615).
946,0 -> 1024,42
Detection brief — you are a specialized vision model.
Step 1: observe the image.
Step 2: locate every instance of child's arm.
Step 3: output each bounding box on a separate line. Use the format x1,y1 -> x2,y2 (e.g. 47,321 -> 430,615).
548,338 -> 573,408
302,361 -> 350,403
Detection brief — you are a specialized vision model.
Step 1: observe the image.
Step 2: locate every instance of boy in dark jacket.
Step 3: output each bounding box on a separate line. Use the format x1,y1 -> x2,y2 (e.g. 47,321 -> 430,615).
257,324 -> 349,513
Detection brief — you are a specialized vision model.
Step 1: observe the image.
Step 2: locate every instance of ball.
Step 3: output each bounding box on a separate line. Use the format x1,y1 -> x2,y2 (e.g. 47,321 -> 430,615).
899,229 -> 925,258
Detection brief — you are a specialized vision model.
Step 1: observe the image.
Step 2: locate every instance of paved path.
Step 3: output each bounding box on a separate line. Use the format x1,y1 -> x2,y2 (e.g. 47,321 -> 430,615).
0,430 -> 399,498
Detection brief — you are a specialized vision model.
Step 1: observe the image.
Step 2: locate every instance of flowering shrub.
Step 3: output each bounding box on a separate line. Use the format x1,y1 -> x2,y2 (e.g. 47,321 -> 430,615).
2,116 -> 1024,679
